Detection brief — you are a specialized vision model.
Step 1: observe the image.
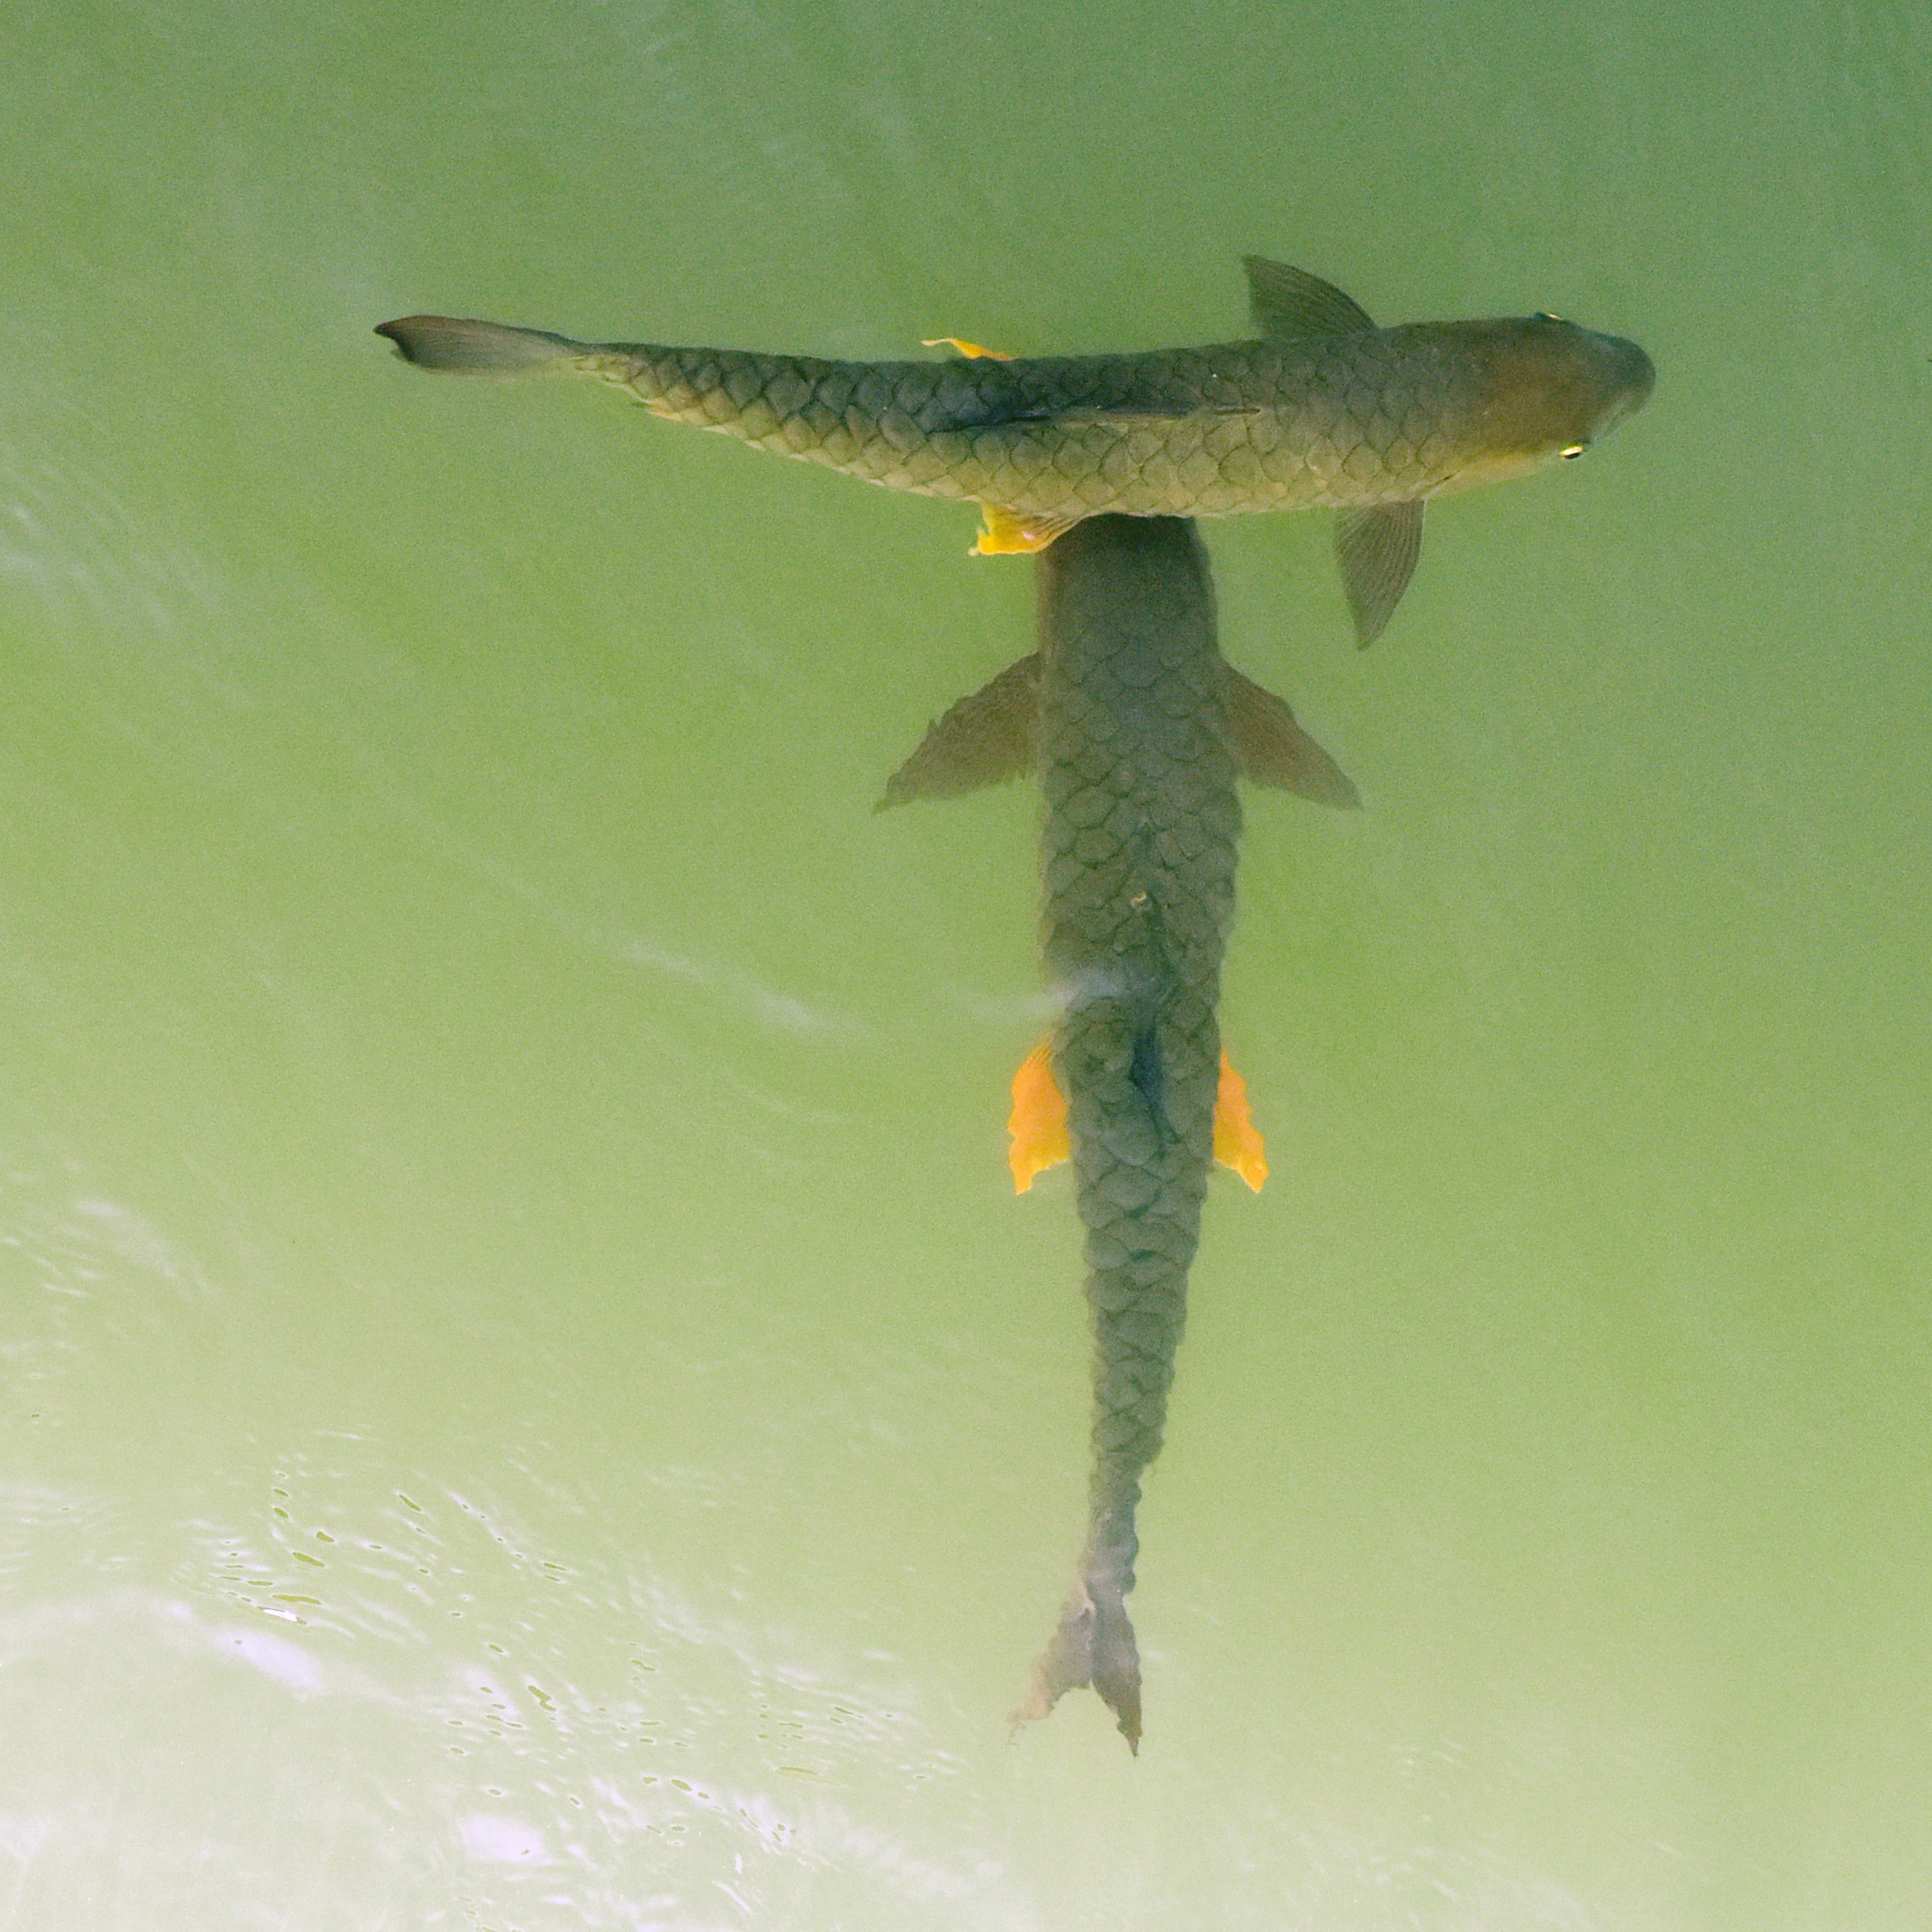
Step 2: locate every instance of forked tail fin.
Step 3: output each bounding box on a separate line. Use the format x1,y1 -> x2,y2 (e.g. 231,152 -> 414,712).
375,315 -> 596,375
1012,1572 -> 1143,1752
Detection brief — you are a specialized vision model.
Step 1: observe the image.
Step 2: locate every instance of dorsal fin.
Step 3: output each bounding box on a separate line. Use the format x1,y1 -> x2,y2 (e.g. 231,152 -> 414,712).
1242,257 -> 1377,340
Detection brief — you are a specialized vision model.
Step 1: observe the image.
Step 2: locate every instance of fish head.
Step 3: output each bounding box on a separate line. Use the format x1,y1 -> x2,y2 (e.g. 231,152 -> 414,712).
1431,314 -> 1655,490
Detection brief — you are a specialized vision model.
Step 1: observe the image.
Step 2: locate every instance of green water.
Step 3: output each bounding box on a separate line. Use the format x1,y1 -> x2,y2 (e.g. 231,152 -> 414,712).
4,1 -> 1929,1925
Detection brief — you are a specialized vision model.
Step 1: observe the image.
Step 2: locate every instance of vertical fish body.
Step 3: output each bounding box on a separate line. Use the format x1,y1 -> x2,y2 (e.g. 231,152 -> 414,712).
1019,515 -> 1239,1750
376,264 -> 1653,531
882,513 -> 1355,1746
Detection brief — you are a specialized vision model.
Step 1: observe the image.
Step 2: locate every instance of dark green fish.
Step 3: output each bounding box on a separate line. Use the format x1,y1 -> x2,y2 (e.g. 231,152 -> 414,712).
885,514 -> 1357,1748
377,256 -> 1652,643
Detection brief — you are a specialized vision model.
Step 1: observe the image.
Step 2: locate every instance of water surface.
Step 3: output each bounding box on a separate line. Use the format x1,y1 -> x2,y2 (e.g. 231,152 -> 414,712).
3,1 -> 1930,1926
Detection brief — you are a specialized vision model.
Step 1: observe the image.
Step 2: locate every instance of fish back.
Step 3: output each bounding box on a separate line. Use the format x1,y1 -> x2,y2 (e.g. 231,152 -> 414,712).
1021,514 -> 1241,1747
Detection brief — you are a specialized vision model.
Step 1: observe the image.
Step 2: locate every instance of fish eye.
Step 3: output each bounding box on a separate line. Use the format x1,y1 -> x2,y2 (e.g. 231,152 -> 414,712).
1560,444 -> 1588,459
1534,310 -> 1567,324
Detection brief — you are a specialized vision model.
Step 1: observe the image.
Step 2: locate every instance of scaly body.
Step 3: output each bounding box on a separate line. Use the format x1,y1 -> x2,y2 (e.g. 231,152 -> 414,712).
378,326 -> 1613,516
379,256 -> 1652,642
1025,515 -> 1242,1753
885,514 -> 1356,1746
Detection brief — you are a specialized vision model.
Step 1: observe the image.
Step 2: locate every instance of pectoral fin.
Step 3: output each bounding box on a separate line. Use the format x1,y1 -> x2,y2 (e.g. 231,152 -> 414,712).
878,654 -> 1040,808
1222,667 -> 1360,809
921,337 -> 1014,360
1213,1053 -> 1267,1190
1335,500 -> 1424,647
972,505 -> 1085,555
1242,257 -> 1377,340
1008,1039 -> 1070,1192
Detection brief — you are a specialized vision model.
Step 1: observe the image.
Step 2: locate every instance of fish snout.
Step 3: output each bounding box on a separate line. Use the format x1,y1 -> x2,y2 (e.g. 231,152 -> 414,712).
1583,330 -> 1656,438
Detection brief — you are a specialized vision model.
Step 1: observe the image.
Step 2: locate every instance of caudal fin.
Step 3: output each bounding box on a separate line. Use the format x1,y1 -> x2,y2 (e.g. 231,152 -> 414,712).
1011,1576 -> 1143,1752
374,314 -> 594,375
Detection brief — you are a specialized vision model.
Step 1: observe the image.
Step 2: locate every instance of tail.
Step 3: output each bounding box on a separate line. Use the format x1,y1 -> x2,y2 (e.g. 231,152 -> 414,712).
1012,1567 -> 1144,1752
374,314 -> 597,375
1009,1000 -> 1213,1754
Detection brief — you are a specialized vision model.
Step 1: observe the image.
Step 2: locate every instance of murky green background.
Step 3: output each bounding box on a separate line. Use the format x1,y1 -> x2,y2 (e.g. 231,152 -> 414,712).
4,1 -> 1929,1926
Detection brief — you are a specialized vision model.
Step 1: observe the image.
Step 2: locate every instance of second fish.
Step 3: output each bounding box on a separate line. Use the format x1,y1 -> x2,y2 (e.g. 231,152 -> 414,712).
376,256 -> 1652,645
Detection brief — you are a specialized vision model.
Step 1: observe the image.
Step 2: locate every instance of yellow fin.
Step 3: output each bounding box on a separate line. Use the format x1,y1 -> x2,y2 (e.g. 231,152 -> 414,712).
1008,1039 -> 1070,1193
971,505 -> 1084,556
921,337 -> 1014,360
1213,1051 -> 1267,1190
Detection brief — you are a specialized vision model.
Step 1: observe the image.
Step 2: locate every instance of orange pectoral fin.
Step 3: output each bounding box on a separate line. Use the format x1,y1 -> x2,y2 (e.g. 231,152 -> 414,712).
971,505 -> 1084,556
1008,1039 -> 1070,1193
1213,1052 -> 1267,1190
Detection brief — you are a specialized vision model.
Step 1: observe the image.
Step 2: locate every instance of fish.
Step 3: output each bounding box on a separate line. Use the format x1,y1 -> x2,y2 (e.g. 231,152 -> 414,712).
883,512 -> 1358,1749
376,256 -> 1653,644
